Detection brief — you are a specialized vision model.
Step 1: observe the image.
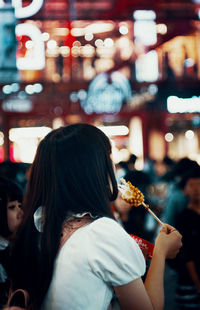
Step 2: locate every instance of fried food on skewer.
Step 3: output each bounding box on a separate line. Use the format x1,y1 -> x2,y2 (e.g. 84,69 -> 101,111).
119,178 -> 144,206
118,178 -> 164,226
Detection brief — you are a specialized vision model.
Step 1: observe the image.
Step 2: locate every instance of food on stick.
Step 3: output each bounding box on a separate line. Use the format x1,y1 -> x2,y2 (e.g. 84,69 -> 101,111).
118,178 -> 164,226
119,178 -> 144,206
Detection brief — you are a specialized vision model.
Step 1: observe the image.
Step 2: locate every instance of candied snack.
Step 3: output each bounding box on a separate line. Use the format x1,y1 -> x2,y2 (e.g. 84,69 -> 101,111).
119,178 -> 163,226
119,178 -> 144,206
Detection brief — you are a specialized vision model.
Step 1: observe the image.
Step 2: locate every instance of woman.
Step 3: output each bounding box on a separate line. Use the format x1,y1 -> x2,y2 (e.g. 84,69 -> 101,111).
9,123 -> 182,310
0,177 -> 23,309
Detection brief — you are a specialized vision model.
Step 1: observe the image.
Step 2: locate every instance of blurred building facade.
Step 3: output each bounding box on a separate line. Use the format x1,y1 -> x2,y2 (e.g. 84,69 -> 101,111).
0,0 -> 200,166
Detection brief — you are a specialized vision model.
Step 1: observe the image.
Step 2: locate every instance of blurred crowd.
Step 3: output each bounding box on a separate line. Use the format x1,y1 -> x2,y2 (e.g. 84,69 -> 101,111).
115,154 -> 200,310
0,154 -> 200,310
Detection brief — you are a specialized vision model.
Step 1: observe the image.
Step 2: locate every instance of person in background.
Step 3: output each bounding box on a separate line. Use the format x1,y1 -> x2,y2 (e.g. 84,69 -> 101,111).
174,168 -> 200,310
9,124 -> 182,310
0,161 -> 30,193
115,154 -> 137,184
126,154 -> 137,171
143,157 -> 175,243
162,158 -> 199,227
0,177 -> 23,309
115,161 -> 129,183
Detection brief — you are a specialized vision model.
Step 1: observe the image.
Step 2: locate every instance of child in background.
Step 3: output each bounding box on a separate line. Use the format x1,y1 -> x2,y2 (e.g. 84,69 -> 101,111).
9,124 -> 182,310
0,177 -> 23,309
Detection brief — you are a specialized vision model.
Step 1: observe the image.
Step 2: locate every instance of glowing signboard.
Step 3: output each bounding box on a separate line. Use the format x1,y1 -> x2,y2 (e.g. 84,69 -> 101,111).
2,98 -> 32,112
0,7 -> 18,82
81,72 -> 132,114
15,23 -> 45,70
0,1 -> 45,71
0,0 -> 44,19
167,95 -> 200,113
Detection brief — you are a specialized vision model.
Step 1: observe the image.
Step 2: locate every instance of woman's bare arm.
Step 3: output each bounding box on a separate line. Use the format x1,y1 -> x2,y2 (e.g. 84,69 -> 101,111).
114,278 -> 154,310
114,253 -> 166,310
114,224 -> 182,310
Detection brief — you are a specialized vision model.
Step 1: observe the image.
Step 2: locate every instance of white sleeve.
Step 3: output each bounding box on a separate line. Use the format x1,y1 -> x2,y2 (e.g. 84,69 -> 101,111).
87,217 -> 146,286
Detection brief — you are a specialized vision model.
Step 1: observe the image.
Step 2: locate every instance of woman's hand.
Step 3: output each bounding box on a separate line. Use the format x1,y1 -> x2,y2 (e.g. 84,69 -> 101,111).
154,224 -> 182,259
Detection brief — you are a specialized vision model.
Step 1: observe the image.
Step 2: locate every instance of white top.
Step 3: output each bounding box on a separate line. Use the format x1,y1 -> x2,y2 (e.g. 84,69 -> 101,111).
43,217 -> 146,310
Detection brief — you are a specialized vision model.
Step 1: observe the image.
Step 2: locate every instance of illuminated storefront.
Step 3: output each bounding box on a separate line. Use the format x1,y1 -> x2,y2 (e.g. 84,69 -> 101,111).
0,1 -> 200,165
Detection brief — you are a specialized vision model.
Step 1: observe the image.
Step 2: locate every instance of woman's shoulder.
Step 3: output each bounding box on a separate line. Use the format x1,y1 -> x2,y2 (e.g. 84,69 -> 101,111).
92,216 -> 120,226
86,216 -> 144,255
85,217 -> 146,285
89,217 -> 127,236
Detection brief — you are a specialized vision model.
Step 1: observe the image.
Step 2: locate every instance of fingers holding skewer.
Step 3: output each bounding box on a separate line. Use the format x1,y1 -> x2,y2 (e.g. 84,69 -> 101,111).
156,223 -> 183,259
118,178 -> 183,260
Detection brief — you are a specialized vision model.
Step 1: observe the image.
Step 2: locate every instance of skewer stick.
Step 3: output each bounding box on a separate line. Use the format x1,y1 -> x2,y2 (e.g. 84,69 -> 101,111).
141,202 -> 164,226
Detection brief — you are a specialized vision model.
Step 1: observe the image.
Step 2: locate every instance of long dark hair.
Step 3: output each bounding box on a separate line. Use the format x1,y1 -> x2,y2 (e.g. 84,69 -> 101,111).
9,123 -> 118,308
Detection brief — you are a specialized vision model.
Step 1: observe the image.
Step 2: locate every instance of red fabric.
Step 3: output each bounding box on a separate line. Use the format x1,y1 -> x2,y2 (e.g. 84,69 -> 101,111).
130,234 -> 154,258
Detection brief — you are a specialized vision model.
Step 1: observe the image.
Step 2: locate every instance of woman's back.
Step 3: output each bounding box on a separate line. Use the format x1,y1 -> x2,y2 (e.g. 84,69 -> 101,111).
43,217 -> 145,310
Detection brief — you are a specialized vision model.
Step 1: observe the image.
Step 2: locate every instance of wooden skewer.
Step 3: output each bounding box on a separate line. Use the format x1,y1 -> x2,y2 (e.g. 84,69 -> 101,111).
141,202 -> 164,226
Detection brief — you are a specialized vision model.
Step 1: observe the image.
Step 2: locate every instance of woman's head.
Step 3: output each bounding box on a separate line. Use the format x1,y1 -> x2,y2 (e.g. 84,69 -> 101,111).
26,123 -> 118,221
0,177 -> 23,239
